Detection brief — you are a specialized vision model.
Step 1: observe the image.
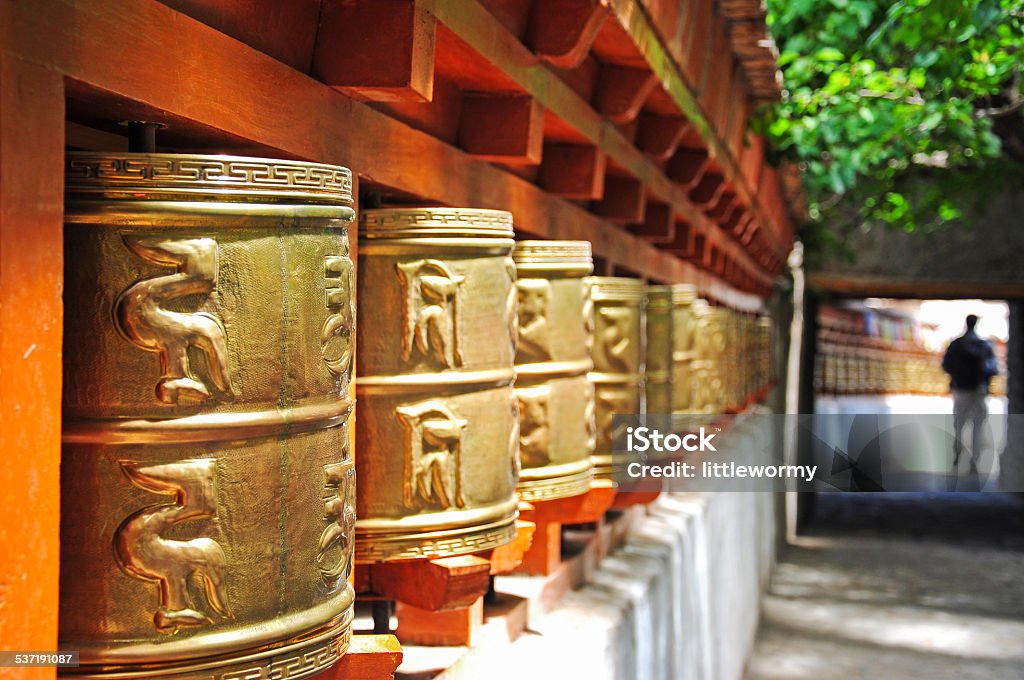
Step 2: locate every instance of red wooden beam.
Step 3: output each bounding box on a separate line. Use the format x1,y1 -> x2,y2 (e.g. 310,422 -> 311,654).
0,54 -> 64,667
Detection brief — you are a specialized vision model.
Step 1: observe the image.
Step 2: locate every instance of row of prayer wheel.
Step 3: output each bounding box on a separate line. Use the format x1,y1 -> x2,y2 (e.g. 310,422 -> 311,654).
58,153 -> 774,678
816,344 -> 948,396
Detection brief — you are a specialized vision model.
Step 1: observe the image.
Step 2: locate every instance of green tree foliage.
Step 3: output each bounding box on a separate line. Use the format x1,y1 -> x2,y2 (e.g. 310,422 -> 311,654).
761,0 -> 1024,237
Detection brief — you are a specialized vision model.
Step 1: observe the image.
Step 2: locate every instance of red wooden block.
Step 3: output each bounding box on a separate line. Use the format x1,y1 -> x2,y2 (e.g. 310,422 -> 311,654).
459,93 -> 544,164
593,175 -> 647,223
395,598 -> 484,647
527,0 -> 610,69
539,143 -> 607,199
318,635 -> 404,680
313,0 -> 436,102
636,113 -> 690,161
593,65 -> 659,125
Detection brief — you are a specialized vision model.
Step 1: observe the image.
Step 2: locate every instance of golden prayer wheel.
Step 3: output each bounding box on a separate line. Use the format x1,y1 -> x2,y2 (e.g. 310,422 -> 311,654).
670,285 -> 697,415
690,300 -> 727,414
356,208 -> 519,561
60,153 -> 357,678
759,314 -> 773,392
511,241 -> 595,501
589,277 -> 645,479
644,285 -> 674,416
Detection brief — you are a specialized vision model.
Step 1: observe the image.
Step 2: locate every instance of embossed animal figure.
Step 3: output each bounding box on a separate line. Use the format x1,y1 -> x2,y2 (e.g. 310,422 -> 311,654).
116,236 -> 233,404
397,260 -> 465,368
113,459 -> 230,633
596,389 -> 636,449
396,402 -> 467,509
517,387 -> 551,468
515,280 -> 552,362
596,307 -> 638,373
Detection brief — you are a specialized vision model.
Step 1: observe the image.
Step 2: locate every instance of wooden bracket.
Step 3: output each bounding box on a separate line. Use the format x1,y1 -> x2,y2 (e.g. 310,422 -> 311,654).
667,147 -> 711,189
319,635 -> 404,680
593,175 -> 646,224
395,597 -> 484,647
690,168 -> 727,210
485,517 -> 537,575
636,113 -> 690,161
664,219 -> 694,256
611,488 -> 662,509
360,555 -> 492,612
459,93 -> 544,164
593,65 -> 659,125
631,202 -> 675,244
516,479 -> 617,576
313,0 -> 436,102
692,232 -> 708,266
539,143 -> 607,199
708,192 -> 738,224
527,0 -> 610,69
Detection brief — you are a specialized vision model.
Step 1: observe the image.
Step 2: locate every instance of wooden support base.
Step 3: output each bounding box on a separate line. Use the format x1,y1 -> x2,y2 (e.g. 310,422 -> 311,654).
319,635 -> 404,680
357,555 -> 492,612
395,597 -> 484,647
485,516 -> 537,574
515,479 -> 617,575
611,487 -> 662,509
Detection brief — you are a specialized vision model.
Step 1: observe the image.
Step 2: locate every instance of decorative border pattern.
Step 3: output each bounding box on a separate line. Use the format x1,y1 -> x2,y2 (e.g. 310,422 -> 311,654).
65,153 -> 353,204
67,627 -> 351,680
671,284 -> 697,304
219,631 -> 349,680
590,277 -> 648,302
512,241 -> 593,269
355,520 -> 517,562
361,208 -> 514,236
516,470 -> 593,502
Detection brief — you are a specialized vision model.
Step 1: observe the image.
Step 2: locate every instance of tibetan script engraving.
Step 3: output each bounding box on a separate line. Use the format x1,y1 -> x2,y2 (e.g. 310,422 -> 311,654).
317,462 -> 355,588
396,259 -> 465,369
322,254 -> 355,378
396,401 -> 467,510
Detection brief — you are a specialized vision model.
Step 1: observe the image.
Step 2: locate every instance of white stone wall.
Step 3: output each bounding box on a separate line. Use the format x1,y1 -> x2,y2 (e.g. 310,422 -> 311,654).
441,418 -> 779,680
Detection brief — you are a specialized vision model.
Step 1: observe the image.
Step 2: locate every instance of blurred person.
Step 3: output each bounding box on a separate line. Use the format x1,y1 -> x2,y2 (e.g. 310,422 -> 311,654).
941,314 -> 998,473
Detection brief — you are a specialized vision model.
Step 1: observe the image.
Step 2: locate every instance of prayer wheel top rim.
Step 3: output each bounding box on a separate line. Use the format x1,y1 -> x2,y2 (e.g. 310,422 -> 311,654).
590,276 -> 646,302
645,285 -> 674,311
65,151 -> 354,206
361,206 -> 514,239
671,283 -> 697,304
512,240 -> 593,274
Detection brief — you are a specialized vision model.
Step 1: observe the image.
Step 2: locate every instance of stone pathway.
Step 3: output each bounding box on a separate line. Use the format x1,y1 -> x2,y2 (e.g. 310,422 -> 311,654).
745,493 -> 1024,680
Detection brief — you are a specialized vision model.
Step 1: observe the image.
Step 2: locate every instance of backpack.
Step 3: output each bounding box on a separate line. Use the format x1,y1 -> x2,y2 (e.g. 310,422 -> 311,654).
945,335 -> 996,388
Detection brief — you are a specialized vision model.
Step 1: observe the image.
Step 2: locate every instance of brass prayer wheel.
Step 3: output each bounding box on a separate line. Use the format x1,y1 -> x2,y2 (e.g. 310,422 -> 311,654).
644,285 -> 674,415
690,300 -> 726,414
512,241 -> 595,501
60,153 -> 357,679
589,277 -> 646,479
356,208 -> 519,561
670,284 -> 697,415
